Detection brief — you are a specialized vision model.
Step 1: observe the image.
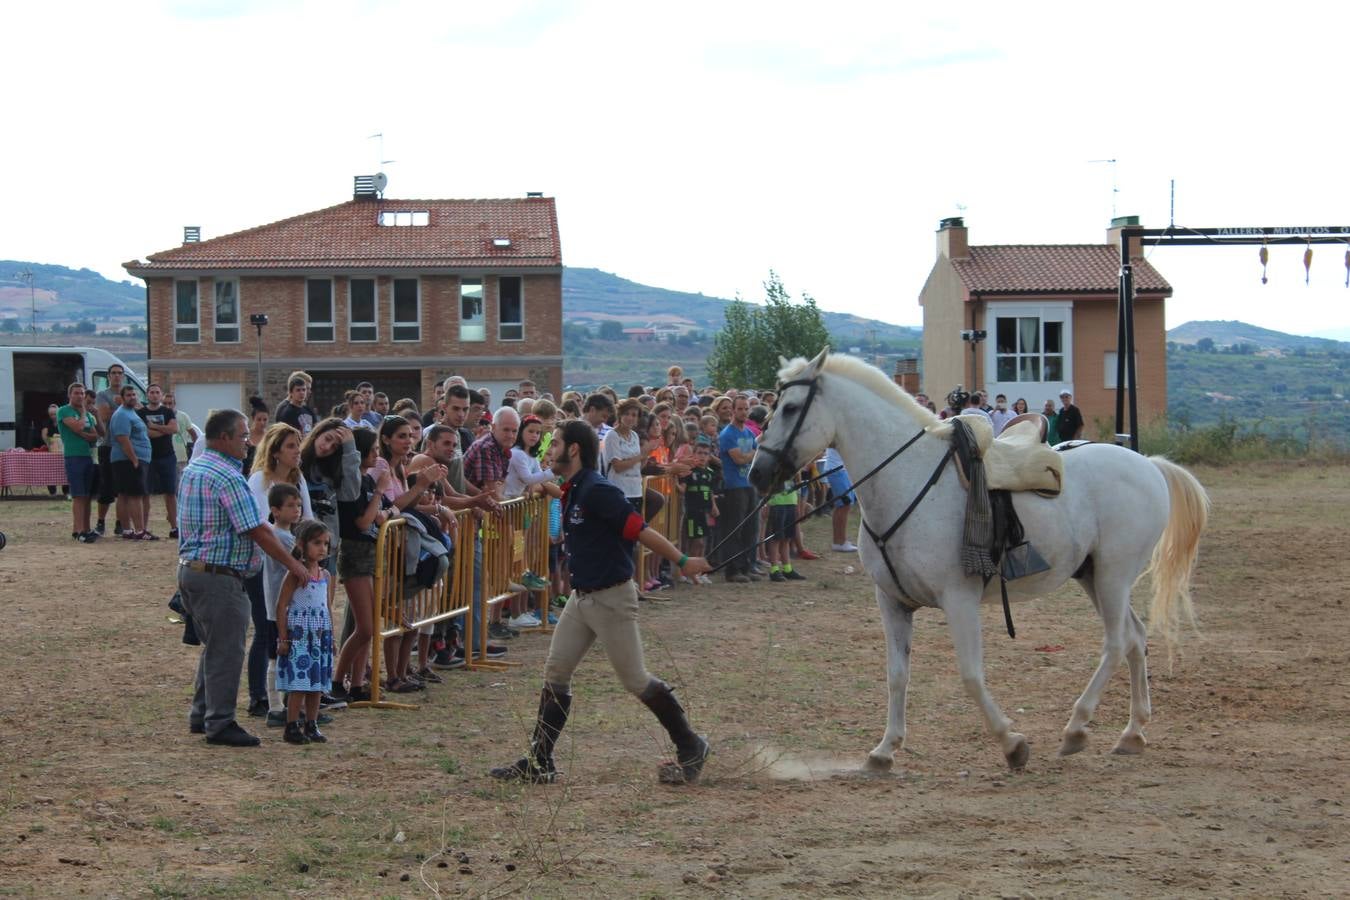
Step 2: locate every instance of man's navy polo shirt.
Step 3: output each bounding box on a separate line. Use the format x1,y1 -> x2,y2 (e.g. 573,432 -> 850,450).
562,467 -> 646,591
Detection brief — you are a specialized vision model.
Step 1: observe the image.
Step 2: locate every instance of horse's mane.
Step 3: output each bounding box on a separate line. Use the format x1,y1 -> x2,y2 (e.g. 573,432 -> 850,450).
777,354 -> 941,427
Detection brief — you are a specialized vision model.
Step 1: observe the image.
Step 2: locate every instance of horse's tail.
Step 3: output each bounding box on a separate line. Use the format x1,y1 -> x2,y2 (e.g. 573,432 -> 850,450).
1142,456 -> 1209,652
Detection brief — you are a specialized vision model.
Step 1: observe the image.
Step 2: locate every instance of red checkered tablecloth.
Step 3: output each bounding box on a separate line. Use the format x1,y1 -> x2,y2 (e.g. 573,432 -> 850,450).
0,451 -> 67,490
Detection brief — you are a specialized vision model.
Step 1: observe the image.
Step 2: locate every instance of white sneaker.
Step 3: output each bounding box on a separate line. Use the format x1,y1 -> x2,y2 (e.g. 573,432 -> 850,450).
679,575 -> 693,585
697,574 -> 713,585
508,612 -> 541,628
831,541 -> 859,553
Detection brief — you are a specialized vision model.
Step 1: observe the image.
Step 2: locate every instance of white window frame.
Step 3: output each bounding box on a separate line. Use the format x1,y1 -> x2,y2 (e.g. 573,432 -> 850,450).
174,279 -> 200,344
498,276 -> 524,341
305,278 -> 335,343
392,277 -> 421,342
378,210 -> 430,227
459,277 -> 485,342
981,301 -> 1073,398
348,278 -> 378,342
213,278 -> 240,343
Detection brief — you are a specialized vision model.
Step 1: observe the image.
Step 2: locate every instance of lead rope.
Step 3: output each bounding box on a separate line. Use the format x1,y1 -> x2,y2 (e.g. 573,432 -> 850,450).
706,426 -> 929,576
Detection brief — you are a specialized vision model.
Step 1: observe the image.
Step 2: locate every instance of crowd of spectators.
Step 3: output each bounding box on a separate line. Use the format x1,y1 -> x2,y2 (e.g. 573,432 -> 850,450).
929,386 -> 1085,443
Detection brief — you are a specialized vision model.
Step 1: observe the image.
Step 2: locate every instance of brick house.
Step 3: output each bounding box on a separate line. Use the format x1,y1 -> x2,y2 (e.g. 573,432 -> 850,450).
123,188 -> 562,423
919,217 -> 1172,427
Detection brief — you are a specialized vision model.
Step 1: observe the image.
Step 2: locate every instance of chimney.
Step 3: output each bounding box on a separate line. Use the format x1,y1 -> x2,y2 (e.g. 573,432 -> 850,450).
353,175 -> 379,199
183,226 -> 201,244
1107,215 -> 1143,258
937,216 -> 968,259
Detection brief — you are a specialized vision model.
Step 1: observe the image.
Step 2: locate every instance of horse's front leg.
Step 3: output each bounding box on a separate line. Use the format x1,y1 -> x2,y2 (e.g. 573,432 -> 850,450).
865,588 -> 914,772
944,591 -> 1030,770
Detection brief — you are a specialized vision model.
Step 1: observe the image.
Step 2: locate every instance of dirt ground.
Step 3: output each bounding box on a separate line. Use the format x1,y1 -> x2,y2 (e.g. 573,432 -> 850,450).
0,462 -> 1347,898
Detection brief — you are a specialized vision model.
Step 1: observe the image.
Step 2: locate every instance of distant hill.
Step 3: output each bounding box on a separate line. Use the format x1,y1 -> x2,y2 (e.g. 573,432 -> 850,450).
1167,319 -> 1349,354
563,267 -> 921,345
0,260 -> 144,328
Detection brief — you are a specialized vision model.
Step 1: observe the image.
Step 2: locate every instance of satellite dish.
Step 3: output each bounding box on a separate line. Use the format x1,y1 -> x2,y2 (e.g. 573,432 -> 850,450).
373,172 -> 388,193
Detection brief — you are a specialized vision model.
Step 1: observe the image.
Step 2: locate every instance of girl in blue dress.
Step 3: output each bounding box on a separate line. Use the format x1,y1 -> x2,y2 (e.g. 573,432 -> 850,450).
275,519 -> 336,745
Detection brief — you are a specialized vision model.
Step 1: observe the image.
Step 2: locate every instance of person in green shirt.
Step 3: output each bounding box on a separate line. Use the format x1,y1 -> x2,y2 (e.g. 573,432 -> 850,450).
164,391 -> 201,464
58,382 -> 101,542
766,477 -> 806,583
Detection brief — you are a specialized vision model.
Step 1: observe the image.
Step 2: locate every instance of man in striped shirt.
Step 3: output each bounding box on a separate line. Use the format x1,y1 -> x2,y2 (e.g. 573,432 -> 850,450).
178,409 -> 309,747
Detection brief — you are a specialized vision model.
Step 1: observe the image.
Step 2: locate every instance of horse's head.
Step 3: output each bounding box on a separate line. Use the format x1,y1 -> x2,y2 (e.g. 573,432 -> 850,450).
750,347 -> 837,494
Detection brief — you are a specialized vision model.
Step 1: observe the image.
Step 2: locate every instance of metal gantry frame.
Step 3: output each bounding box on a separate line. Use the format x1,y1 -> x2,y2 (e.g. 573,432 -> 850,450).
1114,225 -> 1350,451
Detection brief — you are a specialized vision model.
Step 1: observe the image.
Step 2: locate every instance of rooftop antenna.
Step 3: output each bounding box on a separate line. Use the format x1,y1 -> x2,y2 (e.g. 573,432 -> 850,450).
1088,158 -> 1118,219
368,132 -> 397,170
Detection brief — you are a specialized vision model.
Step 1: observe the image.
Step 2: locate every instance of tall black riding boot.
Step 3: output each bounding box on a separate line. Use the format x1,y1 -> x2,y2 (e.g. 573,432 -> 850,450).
489,685 -> 571,783
639,679 -> 710,784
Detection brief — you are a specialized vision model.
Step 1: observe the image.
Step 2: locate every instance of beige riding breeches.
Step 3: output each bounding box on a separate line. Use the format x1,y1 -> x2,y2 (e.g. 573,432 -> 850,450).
542,580 -> 652,695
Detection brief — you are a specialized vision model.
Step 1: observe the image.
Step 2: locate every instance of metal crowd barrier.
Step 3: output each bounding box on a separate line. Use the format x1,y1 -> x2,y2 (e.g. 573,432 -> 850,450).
349,510 -> 472,709
470,495 -> 550,671
637,474 -> 683,597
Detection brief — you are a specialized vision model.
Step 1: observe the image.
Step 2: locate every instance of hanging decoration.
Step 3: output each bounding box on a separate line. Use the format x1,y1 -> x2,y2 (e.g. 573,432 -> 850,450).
1344,242 -> 1349,288
1259,241 -> 1269,284
1303,239 -> 1313,285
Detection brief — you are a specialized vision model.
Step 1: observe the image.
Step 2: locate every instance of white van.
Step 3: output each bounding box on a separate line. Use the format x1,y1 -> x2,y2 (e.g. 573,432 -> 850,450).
0,346 -> 146,450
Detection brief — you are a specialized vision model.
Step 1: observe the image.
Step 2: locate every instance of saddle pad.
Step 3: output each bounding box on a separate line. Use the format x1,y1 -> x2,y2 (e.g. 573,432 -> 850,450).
931,416 -> 1063,495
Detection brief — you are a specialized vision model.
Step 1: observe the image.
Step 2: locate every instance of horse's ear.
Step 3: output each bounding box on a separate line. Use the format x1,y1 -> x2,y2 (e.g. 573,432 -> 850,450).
808,346 -> 830,374
778,355 -> 790,369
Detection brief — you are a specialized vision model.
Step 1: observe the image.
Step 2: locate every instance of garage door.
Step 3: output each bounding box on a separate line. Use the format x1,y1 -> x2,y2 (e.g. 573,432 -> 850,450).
174,383 -> 243,433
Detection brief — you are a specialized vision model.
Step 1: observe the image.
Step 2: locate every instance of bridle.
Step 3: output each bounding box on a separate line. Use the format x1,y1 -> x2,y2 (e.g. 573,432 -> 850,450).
754,375 -> 822,483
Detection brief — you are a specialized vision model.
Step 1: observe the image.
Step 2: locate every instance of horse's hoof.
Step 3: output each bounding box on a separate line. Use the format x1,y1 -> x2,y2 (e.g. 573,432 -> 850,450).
1005,734 -> 1030,770
1111,733 -> 1147,755
1058,730 -> 1089,757
864,752 -> 893,773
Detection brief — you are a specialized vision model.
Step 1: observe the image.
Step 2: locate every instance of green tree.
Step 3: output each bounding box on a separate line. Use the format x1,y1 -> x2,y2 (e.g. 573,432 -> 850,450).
1196,337 -> 1216,353
75,320 -> 97,334
598,320 -> 624,341
0,317 -> 18,332
706,270 -> 831,388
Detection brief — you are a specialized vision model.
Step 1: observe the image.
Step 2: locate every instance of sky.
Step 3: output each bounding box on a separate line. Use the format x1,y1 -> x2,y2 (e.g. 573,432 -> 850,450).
4,0 -> 1350,339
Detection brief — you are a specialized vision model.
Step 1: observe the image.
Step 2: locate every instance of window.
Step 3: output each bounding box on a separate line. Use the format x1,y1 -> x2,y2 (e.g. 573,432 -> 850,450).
995,316 -> 1064,382
1103,352 -> 1139,389
499,276 -> 523,341
174,280 -> 199,343
213,279 -> 239,343
306,279 -> 334,342
460,277 -> 485,341
378,210 -> 430,227
393,278 -> 420,341
349,278 -> 377,342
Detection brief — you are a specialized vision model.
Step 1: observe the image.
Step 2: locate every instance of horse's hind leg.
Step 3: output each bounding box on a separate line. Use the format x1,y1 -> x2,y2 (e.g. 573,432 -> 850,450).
944,592 -> 1029,770
866,589 -> 913,772
1112,608 -> 1151,755
1060,570 -> 1132,757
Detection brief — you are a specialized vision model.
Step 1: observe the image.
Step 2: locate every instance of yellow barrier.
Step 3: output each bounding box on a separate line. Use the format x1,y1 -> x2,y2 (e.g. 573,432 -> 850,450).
349,511 -> 473,709
637,474 -> 683,597
469,494 -> 551,671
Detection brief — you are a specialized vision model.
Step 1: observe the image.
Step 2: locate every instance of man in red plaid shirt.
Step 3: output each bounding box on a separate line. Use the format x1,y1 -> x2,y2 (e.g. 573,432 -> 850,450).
463,407 -> 518,495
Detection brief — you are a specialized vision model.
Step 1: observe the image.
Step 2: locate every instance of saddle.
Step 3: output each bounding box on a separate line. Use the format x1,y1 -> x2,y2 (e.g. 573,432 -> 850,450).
936,414 -> 1063,496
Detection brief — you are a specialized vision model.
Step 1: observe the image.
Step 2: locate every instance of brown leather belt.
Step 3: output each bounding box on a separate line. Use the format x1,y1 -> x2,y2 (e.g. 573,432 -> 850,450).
179,559 -> 244,580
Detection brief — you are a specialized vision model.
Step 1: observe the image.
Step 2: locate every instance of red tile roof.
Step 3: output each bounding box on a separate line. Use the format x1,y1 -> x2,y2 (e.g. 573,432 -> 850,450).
950,244 -> 1171,296
124,197 -> 561,274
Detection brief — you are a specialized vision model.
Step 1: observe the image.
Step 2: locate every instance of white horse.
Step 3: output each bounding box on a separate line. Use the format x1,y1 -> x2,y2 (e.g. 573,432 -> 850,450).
748,349 -> 1208,771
